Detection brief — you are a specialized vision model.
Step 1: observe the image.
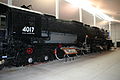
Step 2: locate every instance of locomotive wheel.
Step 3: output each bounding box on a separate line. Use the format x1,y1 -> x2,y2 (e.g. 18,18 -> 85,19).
14,52 -> 25,67
14,55 -> 23,67
55,48 -> 65,60
0,64 -> 4,70
44,55 -> 49,61
41,55 -> 49,62
48,53 -> 54,61
28,57 -> 34,64
14,58 -> 24,67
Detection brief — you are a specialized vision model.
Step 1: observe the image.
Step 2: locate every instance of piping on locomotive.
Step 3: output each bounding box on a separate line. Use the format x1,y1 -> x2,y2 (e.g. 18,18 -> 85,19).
0,2 -> 113,70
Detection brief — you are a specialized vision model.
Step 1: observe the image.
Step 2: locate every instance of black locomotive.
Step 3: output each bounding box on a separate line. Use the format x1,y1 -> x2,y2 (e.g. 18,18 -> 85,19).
0,2 -> 113,69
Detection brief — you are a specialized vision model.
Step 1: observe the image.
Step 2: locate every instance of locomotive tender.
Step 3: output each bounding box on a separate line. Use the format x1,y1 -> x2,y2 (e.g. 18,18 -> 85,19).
0,2 -> 113,69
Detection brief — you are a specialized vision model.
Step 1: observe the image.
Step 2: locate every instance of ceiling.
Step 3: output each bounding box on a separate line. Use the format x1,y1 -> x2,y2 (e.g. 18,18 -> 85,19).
90,0 -> 120,21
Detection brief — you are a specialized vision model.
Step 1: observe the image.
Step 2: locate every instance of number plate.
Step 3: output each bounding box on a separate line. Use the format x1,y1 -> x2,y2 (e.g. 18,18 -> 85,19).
22,26 -> 35,34
2,56 -> 7,58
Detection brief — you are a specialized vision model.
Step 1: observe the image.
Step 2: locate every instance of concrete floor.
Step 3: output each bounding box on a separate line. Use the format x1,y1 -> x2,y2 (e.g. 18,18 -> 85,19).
0,48 -> 120,80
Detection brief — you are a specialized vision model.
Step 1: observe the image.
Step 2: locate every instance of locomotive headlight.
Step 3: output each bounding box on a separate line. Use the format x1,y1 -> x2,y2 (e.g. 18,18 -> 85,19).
0,61 -> 2,64
2,60 -> 5,64
0,59 -> 5,64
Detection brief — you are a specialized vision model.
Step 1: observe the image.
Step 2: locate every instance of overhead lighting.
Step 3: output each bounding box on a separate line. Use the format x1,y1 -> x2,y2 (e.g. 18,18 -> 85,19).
65,0 -> 114,21
65,0 -> 91,7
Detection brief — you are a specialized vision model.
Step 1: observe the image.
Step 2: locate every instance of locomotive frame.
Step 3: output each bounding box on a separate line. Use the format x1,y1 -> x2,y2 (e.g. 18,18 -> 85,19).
0,2 -> 113,69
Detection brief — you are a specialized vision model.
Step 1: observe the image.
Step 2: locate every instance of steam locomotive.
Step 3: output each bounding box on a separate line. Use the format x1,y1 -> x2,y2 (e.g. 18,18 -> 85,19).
0,2 -> 113,69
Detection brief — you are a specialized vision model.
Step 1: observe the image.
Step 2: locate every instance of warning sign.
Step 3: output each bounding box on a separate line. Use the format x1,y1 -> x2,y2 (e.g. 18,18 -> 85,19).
61,48 -> 78,54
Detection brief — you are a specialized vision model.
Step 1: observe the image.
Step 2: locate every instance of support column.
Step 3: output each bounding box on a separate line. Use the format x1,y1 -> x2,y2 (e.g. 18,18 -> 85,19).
108,21 -> 112,38
79,8 -> 82,22
56,0 -> 60,19
114,25 -> 117,48
8,0 -> 12,5
93,14 -> 96,26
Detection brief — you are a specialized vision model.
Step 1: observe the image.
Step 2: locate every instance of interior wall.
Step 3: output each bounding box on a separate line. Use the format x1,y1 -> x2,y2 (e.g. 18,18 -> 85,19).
13,0 -> 56,15
82,10 -> 94,25
96,17 -> 104,27
111,23 -> 120,42
0,0 -> 7,3
59,0 -> 79,21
